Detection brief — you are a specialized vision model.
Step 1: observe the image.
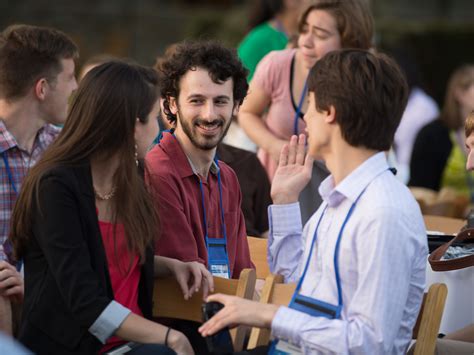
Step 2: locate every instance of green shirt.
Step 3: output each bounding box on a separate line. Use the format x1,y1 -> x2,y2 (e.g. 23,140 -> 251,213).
238,22 -> 288,82
441,132 -> 473,199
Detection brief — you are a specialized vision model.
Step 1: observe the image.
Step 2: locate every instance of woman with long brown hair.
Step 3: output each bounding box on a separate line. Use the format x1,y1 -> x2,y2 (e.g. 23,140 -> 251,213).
9,61 -> 212,354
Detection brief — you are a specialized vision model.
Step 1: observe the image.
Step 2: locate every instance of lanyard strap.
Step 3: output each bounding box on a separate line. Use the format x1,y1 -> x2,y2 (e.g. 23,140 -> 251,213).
293,80 -> 308,136
294,189 -> 366,309
2,152 -> 18,195
198,159 -> 228,248
2,152 -> 23,271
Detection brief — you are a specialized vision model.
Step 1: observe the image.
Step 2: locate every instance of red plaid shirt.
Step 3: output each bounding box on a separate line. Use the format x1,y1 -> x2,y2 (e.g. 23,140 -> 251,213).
0,120 -> 60,260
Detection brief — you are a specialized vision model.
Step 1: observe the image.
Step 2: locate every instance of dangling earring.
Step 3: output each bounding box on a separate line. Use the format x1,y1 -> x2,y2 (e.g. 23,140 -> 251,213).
134,143 -> 139,167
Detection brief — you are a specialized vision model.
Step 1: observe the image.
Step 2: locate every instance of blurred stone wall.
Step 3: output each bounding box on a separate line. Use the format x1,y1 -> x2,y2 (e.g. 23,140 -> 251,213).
0,0 -> 472,104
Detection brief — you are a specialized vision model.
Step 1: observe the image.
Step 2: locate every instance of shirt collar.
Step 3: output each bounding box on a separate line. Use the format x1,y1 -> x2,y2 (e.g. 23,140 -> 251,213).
159,132 -> 219,178
319,152 -> 389,207
0,120 -> 59,154
0,120 -> 20,154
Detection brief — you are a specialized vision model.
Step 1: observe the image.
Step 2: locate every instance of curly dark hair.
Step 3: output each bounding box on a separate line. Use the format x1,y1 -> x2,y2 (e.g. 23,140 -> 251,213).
158,40 -> 249,124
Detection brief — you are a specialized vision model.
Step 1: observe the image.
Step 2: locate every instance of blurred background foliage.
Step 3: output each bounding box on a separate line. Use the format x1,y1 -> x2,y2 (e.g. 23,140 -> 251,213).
0,0 -> 472,104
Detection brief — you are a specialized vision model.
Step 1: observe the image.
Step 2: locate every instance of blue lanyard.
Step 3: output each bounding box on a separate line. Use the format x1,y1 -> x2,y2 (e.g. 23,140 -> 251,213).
273,19 -> 288,39
1,152 -> 23,271
293,80 -> 308,136
2,152 -> 18,195
293,189 -> 366,309
198,158 -> 228,248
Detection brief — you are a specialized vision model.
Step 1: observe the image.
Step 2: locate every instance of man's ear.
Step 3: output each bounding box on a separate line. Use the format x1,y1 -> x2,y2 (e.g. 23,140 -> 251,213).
232,102 -> 240,116
34,78 -> 48,101
169,97 -> 178,115
326,105 -> 337,124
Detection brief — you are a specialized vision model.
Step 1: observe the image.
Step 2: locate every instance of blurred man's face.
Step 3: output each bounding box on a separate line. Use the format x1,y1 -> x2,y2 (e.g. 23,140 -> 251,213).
466,132 -> 474,171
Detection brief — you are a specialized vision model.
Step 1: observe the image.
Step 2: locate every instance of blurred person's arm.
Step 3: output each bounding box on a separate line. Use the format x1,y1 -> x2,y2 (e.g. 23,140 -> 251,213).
445,324 -> 474,343
238,83 -> 287,162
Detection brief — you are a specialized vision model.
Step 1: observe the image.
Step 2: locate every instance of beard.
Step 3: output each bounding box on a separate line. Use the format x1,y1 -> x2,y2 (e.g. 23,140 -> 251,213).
177,110 -> 233,151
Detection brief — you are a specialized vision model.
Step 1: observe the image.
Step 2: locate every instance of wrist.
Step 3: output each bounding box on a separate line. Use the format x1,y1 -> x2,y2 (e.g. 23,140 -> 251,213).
271,192 -> 298,205
167,329 -> 184,349
262,304 -> 279,328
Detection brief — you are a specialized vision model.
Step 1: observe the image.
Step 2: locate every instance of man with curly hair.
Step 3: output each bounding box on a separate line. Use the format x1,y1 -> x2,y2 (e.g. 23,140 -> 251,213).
146,41 -> 254,282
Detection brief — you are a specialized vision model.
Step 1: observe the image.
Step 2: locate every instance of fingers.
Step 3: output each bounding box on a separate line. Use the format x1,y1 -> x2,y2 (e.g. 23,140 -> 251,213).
295,134 -> 307,166
201,269 -> 214,299
278,143 -> 289,167
0,261 -> 16,273
3,285 -> 22,297
188,263 -> 202,296
287,135 -> 298,165
175,273 -> 191,300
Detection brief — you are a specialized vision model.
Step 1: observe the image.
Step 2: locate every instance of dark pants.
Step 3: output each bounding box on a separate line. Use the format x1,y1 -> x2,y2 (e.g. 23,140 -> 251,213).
234,345 -> 270,354
107,343 -> 176,355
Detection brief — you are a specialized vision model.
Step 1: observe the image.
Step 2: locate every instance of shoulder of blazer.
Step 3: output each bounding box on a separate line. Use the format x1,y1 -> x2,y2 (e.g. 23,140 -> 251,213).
40,163 -> 94,198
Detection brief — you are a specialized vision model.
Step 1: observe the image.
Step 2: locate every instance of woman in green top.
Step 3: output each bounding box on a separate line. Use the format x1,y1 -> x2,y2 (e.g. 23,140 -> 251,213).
238,0 -> 303,81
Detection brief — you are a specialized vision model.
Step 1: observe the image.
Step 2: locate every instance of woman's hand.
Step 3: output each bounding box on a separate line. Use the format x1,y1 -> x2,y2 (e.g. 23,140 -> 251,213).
169,259 -> 214,300
271,134 -> 313,204
167,329 -> 195,355
198,293 -> 279,337
0,261 -> 23,303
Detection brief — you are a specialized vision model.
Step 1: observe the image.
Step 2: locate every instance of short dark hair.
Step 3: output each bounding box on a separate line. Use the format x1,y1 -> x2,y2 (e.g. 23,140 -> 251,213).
0,24 -> 78,100
308,49 -> 408,151
158,40 -> 249,124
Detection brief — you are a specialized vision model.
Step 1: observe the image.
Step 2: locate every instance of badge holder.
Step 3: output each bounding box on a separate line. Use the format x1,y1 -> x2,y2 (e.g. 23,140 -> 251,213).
206,237 -> 230,279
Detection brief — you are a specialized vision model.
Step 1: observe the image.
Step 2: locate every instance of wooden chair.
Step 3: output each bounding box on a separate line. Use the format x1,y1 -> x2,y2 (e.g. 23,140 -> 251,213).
411,283 -> 448,355
247,276 -> 447,355
247,236 -> 270,279
247,274 -> 296,349
153,268 -> 256,352
423,215 -> 464,235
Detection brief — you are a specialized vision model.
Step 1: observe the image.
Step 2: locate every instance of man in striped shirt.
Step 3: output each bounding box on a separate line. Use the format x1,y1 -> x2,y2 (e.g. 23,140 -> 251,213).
0,24 -> 78,333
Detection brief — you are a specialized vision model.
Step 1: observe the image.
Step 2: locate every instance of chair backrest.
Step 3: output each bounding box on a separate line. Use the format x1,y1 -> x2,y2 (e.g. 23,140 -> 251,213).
153,268 -> 256,352
423,215 -> 464,235
411,283 -> 448,355
247,274 -> 296,349
247,236 -> 270,279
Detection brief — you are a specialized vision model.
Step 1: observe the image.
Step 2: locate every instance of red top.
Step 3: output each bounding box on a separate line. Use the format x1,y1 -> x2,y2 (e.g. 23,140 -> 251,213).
99,220 -> 142,354
146,132 -> 254,278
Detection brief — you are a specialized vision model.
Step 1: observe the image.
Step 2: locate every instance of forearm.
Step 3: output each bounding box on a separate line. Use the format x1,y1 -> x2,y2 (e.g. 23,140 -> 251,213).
0,295 -> 12,334
268,203 -> 303,283
239,111 -> 284,151
115,313 -> 171,344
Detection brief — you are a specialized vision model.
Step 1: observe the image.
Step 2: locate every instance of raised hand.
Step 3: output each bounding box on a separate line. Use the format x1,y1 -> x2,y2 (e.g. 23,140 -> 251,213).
271,134 -> 314,204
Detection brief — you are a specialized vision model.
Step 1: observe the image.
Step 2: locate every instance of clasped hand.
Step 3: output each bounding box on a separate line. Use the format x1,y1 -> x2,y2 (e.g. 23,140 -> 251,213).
168,258 -> 214,300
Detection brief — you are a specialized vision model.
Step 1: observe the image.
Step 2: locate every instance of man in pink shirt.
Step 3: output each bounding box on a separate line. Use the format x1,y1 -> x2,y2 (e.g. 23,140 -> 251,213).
147,41 -> 254,280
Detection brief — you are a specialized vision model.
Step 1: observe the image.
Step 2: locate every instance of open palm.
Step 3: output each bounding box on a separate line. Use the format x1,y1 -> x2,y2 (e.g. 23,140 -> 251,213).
271,134 -> 314,204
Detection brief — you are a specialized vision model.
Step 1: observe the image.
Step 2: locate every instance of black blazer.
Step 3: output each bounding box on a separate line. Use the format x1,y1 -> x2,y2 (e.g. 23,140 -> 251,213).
18,163 -> 154,355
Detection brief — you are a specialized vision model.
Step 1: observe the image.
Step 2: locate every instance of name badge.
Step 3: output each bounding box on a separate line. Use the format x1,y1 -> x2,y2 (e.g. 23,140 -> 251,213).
272,340 -> 302,355
210,263 -> 230,279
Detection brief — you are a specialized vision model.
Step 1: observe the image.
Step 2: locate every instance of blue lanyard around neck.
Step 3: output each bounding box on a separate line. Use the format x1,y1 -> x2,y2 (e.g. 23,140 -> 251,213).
293,80 -> 308,136
2,152 -> 18,195
2,152 -> 23,271
293,189 -> 366,309
198,158 -> 228,247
